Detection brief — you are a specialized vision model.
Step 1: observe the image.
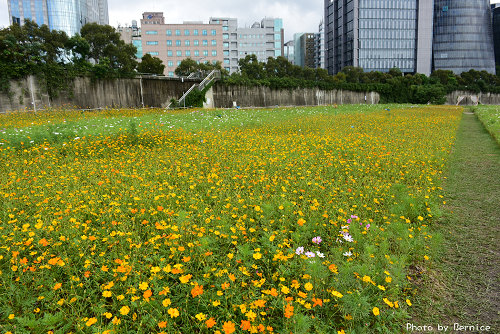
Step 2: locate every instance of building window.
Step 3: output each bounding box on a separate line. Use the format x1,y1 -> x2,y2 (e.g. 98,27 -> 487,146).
211,40 -> 217,46
168,72 -> 174,77
175,29 -> 181,36
212,50 -> 217,56
203,50 -> 208,56
167,50 -> 173,56
223,26 -> 228,31
148,51 -> 159,55
184,29 -> 190,36
223,42 -> 229,47
224,59 -> 230,64
185,40 -> 190,46
211,29 -> 216,35
186,50 -> 191,56
202,40 -> 208,46
176,40 -> 181,46
146,31 -> 158,35
166,30 -> 172,36
146,41 -> 158,45
202,29 -> 208,36
223,51 -> 229,56
168,61 -> 174,67
194,50 -> 199,56
194,40 -> 199,46
167,40 -> 172,46
176,50 -> 182,56
223,33 -> 229,39
193,29 -> 199,35
177,61 -> 181,66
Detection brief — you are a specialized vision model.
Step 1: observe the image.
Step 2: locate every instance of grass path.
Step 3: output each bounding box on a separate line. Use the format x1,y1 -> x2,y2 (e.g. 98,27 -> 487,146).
412,112 -> 500,332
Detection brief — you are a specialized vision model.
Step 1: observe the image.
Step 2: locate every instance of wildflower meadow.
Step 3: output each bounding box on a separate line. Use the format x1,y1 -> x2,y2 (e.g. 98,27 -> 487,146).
0,105 -> 462,333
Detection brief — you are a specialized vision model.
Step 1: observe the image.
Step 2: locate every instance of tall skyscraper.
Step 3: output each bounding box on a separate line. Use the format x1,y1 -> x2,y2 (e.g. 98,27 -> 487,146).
7,0 -> 109,36
433,0 -> 495,74
324,0 -> 433,75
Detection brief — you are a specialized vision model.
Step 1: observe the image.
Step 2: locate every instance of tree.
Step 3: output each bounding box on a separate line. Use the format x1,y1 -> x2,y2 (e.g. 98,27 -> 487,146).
174,58 -> 199,77
80,23 -> 137,75
137,54 -> 165,75
238,55 -> 265,80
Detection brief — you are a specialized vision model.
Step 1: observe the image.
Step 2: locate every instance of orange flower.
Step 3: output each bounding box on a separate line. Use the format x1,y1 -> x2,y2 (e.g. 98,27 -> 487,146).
191,284 -> 204,298
254,299 -> 266,307
206,317 -> 216,328
86,317 -> 97,326
241,320 -> 251,331
284,303 -> 294,318
158,321 -> 167,328
53,282 -> 62,290
222,321 -> 236,334
297,218 -> 306,226
312,297 -> 323,307
143,289 -> 152,299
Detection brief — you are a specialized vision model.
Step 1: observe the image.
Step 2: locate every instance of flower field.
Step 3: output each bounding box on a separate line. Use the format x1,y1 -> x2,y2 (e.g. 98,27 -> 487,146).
0,105 -> 462,333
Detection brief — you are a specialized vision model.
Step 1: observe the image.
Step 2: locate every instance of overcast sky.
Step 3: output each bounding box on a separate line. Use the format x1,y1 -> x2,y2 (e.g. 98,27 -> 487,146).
0,0 -> 324,42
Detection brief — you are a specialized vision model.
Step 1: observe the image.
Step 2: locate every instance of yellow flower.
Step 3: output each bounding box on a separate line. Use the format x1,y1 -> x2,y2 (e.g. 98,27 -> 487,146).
373,307 -> 380,316
304,282 -> 313,291
103,312 -> 113,319
406,299 -> 412,306
168,308 -> 179,318
102,290 -> 112,297
253,252 -> 262,260
179,274 -> 192,283
162,298 -> 172,307
195,313 -> 206,321
281,286 -> 290,294
86,317 -> 97,326
139,281 -> 148,290
331,290 -> 343,298
8,314 -> 14,319
119,306 -> 130,315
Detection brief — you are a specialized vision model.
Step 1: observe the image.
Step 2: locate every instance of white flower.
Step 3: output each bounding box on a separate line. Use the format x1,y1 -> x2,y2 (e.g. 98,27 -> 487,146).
316,251 -> 325,258
295,247 -> 304,255
343,234 -> 354,242
305,251 -> 316,258
343,251 -> 352,257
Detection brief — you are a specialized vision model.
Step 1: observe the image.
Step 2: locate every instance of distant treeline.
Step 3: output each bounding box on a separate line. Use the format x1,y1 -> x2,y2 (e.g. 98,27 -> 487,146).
223,55 -> 500,104
2,20 -> 500,104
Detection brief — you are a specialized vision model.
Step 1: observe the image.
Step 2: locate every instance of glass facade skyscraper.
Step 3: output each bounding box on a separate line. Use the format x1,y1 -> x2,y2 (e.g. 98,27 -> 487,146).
433,0 -> 495,74
8,0 -> 109,36
325,0 -> 433,75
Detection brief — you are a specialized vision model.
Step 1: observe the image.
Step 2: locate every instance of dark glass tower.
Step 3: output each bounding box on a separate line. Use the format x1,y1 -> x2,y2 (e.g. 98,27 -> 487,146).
8,0 -> 109,36
433,0 -> 495,74
492,5 -> 500,68
324,0 -> 433,75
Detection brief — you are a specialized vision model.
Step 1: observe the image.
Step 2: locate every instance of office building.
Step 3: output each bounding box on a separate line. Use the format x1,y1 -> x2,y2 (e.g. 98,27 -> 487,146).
324,0 -> 433,75
118,20 -> 142,59
492,4 -> 500,67
294,33 -> 316,68
209,17 -> 284,73
433,0 -> 495,74
284,40 -> 295,64
141,12 -> 224,77
7,0 -> 109,36
315,20 -> 325,69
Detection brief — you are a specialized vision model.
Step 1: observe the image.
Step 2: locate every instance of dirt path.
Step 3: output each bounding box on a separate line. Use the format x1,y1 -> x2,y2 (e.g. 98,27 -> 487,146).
411,112 -> 500,333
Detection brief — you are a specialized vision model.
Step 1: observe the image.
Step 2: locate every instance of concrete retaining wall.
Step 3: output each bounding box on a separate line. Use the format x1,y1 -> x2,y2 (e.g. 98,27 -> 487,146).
0,76 -> 200,112
212,85 -> 379,108
446,90 -> 500,106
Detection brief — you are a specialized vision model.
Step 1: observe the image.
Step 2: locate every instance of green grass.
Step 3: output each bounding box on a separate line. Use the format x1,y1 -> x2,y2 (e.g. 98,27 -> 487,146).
410,111 -> 500,332
475,105 -> 500,145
